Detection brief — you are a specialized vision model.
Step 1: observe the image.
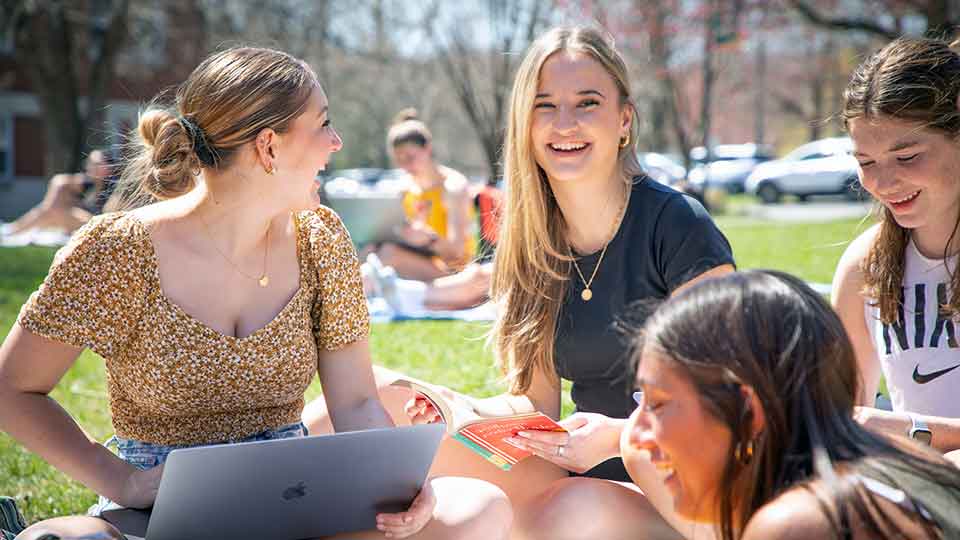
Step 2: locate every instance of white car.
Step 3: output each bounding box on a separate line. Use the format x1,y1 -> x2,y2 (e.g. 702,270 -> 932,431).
638,152 -> 686,186
687,144 -> 772,194
745,137 -> 862,204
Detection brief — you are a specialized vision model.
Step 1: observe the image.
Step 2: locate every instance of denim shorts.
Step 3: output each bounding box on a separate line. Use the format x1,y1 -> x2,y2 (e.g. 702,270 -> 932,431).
88,422 -> 307,517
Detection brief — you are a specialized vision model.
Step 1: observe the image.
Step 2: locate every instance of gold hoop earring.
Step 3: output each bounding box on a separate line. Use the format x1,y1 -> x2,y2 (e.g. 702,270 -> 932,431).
734,438 -> 755,465
619,133 -> 630,149
266,165 -> 276,175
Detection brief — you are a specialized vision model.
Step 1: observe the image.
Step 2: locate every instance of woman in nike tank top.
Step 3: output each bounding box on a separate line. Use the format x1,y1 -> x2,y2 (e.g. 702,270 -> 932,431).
832,36 -> 960,461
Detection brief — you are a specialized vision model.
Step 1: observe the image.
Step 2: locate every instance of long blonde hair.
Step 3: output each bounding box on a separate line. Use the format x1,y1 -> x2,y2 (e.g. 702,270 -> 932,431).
491,26 -> 642,394
843,37 -> 960,324
114,47 -> 318,210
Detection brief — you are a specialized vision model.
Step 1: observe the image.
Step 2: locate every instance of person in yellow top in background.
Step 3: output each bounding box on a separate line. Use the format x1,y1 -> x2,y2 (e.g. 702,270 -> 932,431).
369,109 -> 476,281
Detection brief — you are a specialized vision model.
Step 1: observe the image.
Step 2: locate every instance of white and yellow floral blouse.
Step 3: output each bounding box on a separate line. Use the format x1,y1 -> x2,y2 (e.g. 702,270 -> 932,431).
18,206 -> 369,446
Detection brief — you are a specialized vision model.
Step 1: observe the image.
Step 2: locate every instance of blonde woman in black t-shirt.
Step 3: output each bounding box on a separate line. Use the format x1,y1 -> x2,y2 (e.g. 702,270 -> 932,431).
396,26 -> 734,538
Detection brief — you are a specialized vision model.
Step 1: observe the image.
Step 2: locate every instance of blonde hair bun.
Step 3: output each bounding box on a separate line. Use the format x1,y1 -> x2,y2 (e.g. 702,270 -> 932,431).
136,108 -> 197,200
393,107 -> 420,125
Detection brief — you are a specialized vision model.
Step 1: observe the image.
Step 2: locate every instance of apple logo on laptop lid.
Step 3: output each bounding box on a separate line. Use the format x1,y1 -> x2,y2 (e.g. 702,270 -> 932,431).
282,481 -> 307,501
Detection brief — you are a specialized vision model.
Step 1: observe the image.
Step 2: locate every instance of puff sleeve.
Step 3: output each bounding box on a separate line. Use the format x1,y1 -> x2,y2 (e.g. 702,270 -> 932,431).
308,207 -> 371,351
17,214 -> 148,359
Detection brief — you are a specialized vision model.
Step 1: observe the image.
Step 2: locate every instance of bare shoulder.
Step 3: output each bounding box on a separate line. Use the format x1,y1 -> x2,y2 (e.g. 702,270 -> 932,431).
52,172 -> 84,183
742,487 -> 835,540
837,223 -> 880,273
440,166 -> 470,197
832,223 -> 880,303
127,198 -> 192,228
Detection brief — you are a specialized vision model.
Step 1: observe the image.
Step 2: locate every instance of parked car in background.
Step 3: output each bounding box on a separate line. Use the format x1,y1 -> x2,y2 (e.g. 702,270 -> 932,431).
322,168 -> 407,197
325,167 -> 389,185
745,137 -> 861,204
687,143 -> 773,194
638,152 -> 686,186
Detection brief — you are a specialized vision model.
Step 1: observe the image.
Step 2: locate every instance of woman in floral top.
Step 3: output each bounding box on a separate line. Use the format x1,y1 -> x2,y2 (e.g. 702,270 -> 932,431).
0,47 -> 511,540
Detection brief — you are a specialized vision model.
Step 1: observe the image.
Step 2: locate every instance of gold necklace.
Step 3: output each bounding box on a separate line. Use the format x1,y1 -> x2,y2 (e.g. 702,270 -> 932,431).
569,184 -> 629,302
199,216 -> 271,287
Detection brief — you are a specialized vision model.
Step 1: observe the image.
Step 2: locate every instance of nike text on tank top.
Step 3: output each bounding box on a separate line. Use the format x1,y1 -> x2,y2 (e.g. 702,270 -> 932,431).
865,240 -> 960,417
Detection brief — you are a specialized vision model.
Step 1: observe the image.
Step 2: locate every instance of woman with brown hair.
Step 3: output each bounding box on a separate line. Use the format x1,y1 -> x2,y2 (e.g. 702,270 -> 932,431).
618,270 -> 960,540
0,47 -> 510,539
367,109 -> 476,281
832,36 -> 960,459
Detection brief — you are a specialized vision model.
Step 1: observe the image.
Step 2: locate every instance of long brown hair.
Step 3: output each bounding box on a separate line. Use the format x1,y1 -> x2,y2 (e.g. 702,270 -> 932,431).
842,37 -> 960,324
638,270 -> 960,540
114,47 -> 318,209
491,26 -> 642,394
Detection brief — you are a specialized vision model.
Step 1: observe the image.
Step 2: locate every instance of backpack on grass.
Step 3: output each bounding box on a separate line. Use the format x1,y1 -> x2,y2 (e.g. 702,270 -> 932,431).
0,496 -> 26,539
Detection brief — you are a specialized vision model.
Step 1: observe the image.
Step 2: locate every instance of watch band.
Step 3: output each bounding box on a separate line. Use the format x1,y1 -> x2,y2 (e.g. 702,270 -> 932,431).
907,413 -> 933,446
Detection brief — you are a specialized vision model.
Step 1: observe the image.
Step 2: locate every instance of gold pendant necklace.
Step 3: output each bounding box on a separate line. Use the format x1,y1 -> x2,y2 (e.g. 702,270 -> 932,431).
570,246 -> 605,301
569,184 -> 629,302
200,216 -> 271,287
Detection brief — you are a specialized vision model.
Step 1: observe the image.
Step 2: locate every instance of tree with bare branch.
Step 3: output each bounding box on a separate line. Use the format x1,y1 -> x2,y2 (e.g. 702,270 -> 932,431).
424,0 -> 550,180
788,0 -> 958,39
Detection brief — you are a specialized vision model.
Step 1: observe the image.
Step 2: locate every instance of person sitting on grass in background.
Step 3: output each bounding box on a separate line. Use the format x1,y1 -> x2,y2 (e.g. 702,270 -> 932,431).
2,150 -> 116,240
612,270 -> 960,540
832,36 -> 960,464
360,179 -> 502,315
362,255 -> 493,314
0,46 -> 511,540
365,109 -> 476,281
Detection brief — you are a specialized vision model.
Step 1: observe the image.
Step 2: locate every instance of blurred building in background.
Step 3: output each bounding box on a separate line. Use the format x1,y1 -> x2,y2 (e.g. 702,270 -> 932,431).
1,0 -> 954,219
0,0 -> 205,218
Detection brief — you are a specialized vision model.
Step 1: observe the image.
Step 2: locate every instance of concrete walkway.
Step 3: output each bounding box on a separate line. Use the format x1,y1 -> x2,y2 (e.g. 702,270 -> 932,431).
741,200 -> 874,223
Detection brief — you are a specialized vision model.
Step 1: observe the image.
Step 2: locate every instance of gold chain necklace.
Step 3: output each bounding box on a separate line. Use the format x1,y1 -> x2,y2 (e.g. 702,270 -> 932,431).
569,184 -> 629,302
199,216 -> 271,287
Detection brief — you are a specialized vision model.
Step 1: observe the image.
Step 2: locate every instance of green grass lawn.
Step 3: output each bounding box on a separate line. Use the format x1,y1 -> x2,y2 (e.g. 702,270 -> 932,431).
0,216 -> 872,523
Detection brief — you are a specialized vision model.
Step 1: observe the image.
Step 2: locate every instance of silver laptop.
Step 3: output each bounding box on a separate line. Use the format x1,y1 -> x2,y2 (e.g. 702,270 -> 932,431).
325,194 -> 408,247
105,424 -> 445,540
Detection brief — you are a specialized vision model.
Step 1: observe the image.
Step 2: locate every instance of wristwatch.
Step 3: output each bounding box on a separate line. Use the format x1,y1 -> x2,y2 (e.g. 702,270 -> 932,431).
907,414 -> 933,446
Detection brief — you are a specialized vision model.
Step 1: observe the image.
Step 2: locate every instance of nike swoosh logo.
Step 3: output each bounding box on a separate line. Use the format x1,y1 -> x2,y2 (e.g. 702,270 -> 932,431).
913,364 -> 960,384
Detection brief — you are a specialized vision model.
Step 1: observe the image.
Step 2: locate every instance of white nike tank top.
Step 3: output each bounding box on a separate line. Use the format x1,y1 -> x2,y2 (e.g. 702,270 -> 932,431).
865,239 -> 960,417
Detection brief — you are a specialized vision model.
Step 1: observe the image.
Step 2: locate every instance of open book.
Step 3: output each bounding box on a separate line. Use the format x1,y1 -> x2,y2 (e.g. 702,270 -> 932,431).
391,377 -> 567,471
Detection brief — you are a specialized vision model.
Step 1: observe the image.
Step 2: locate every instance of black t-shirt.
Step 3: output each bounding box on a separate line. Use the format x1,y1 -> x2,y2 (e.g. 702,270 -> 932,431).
555,177 -> 735,421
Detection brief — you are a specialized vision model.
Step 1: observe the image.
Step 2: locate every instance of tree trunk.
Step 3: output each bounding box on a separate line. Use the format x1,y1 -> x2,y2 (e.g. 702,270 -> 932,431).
646,5 -> 670,152
808,34 -> 831,141
427,0 -> 542,180
754,36 -> 766,146
669,79 -> 692,171
923,0 -> 953,39
21,3 -> 82,172
15,0 -> 129,174
84,0 -> 131,151
700,2 -> 715,150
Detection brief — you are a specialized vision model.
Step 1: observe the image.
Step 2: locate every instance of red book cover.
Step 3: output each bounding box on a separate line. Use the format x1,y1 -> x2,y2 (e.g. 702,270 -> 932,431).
457,413 -> 566,466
